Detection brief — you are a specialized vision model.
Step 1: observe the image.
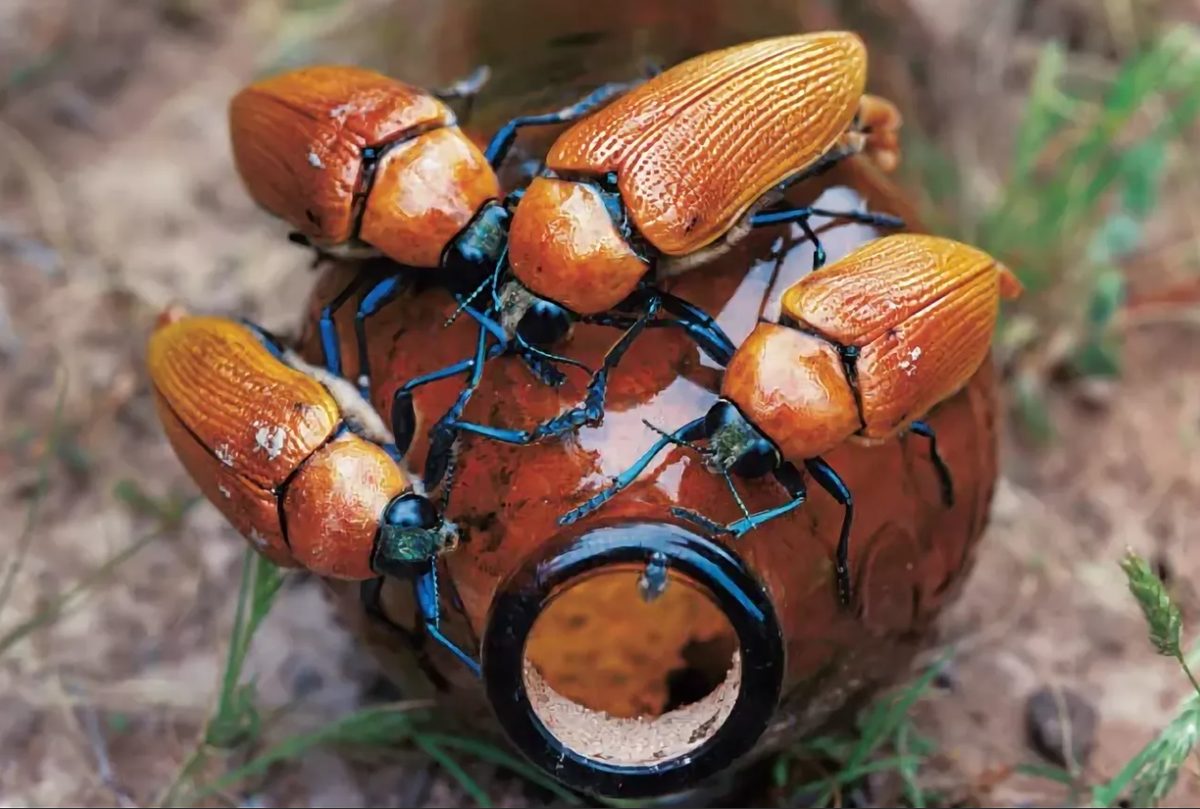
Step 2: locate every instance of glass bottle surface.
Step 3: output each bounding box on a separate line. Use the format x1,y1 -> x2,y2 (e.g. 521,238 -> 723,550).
302,151 -> 999,801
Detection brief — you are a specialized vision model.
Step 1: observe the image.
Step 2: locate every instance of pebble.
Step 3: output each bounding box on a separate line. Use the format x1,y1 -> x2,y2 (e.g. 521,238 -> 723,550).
1025,686 -> 1097,769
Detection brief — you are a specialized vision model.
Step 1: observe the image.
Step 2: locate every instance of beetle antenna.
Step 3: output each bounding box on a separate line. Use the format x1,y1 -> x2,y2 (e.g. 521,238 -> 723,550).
719,468 -> 755,529
445,274 -> 494,328
641,418 -> 705,455
515,332 -> 593,375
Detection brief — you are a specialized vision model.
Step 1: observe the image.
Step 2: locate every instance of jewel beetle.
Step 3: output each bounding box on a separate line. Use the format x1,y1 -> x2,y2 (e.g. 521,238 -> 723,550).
228,63 -> 648,401
420,31 -> 908,477
147,307 -> 481,676
558,233 -> 1025,608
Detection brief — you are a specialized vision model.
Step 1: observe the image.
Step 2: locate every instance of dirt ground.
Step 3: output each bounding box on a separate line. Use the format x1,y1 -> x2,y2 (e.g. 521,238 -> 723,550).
2,0 -> 1200,807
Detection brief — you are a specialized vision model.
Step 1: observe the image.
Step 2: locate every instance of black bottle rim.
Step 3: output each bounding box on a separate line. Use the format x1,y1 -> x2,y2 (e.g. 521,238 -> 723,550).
481,520 -> 785,801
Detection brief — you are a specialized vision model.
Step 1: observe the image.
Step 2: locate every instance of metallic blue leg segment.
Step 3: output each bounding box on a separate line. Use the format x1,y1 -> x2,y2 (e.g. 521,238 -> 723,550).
558,417 -> 707,526
440,295 -> 664,450
749,205 -> 905,231
484,79 -> 647,168
318,274 -> 370,378
585,290 -> 736,366
416,567 -> 480,677
670,462 -> 809,539
805,456 -> 854,607
353,273 -> 409,396
908,420 -> 954,507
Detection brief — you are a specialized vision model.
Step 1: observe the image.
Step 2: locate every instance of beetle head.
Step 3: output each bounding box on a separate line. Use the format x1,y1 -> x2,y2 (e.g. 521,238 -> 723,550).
517,297 -> 573,347
704,400 -> 780,480
372,492 -> 456,579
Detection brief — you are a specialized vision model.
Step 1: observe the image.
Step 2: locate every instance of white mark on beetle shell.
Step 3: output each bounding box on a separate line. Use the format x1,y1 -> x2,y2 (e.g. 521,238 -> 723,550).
329,102 -> 358,118
307,151 -> 324,169
899,346 -> 922,376
254,425 -> 287,460
215,444 -> 235,467
218,484 -> 232,499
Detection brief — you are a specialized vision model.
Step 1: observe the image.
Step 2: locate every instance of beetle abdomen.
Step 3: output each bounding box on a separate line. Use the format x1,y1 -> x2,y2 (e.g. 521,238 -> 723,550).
508,177 -> 649,315
229,65 -> 453,248
545,32 -> 866,256
720,322 -> 860,461
152,390 -> 300,568
148,316 -> 340,488
359,127 -> 500,268
282,434 -> 410,580
781,234 -> 1023,439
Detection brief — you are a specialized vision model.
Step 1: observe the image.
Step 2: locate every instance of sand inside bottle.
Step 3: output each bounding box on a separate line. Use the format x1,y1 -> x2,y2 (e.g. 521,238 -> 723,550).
522,566 -> 742,765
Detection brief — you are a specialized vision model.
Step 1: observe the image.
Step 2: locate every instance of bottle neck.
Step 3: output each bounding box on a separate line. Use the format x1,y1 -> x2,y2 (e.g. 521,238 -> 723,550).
480,520 -> 784,802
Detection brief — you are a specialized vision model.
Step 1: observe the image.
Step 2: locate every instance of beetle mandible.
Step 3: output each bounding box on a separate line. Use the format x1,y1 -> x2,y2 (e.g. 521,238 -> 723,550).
228,63 -> 649,403
557,233 -> 1025,607
420,31 -> 909,478
147,308 -> 481,676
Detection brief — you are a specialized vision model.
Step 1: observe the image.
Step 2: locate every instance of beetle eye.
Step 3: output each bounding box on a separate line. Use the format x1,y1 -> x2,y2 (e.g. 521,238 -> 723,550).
383,492 -> 440,531
517,299 -> 571,347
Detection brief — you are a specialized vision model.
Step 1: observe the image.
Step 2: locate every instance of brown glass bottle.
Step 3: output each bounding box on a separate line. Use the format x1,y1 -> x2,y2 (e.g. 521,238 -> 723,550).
253,0 -> 996,803
299,145 -> 998,803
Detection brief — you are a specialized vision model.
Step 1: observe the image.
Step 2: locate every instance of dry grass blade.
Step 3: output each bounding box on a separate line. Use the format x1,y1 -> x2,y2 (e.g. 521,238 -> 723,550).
0,370 -> 68,621
0,529 -> 165,659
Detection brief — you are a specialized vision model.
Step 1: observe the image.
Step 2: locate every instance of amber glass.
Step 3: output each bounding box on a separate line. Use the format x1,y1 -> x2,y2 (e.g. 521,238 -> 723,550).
302,156 -> 997,802
281,0 -> 995,803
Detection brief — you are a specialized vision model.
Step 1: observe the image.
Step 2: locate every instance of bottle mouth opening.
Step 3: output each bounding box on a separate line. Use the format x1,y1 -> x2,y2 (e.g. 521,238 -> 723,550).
481,521 -> 784,801
521,564 -> 743,766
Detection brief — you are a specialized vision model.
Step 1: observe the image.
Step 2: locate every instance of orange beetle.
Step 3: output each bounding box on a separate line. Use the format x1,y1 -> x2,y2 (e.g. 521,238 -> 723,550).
147,309 -> 480,675
228,63 -> 645,400
426,32 -> 907,479
559,233 -> 1025,607
503,30 -> 904,319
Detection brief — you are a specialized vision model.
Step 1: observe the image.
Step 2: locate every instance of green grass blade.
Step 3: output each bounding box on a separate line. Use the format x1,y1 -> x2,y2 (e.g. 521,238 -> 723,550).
416,733 -> 584,805
184,701 -> 431,806
415,736 -> 493,808
0,530 -> 164,658
846,648 -> 952,770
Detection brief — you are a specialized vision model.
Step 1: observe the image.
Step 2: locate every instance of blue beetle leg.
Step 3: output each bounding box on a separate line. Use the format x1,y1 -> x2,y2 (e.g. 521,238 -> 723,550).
532,294 -> 664,437
656,291 -> 738,365
806,206 -> 906,231
353,272 -> 410,397
749,206 -> 904,233
671,461 -> 810,539
424,324 -> 495,488
751,207 -> 825,273
907,420 -> 955,507
513,333 -> 591,387
317,272 -> 371,379
558,416 -> 707,526
458,301 -> 511,348
483,78 -> 648,168
415,567 -> 481,677
804,456 -> 855,607
389,344 -> 506,457
359,578 -> 453,691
